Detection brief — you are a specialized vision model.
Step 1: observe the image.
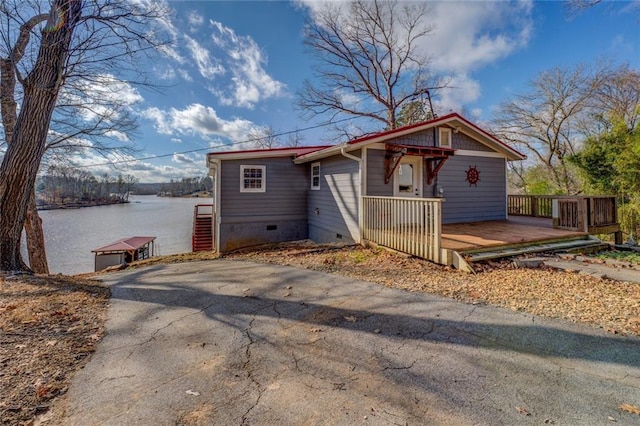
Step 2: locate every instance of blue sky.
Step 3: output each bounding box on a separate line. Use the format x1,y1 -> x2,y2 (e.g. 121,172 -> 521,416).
71,0 -> 639,183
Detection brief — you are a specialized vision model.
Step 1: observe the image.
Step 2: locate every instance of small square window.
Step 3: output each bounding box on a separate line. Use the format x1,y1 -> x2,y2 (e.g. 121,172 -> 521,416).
240,165 -> 266,192
439,127 -> 452,148
311,162 -> 321,190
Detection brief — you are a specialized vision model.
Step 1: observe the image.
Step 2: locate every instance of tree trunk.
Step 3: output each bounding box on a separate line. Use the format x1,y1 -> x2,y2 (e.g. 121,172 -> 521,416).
0,0 -> 82,272
1,13 -> 52,273
24,189 -> 49,274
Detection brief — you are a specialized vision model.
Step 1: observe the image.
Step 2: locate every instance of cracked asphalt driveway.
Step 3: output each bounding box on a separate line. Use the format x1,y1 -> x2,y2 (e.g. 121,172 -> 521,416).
62,260 -> 640,425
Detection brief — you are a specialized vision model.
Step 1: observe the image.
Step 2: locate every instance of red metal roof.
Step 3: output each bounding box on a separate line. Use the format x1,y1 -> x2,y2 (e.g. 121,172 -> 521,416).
92,236 -> 156,253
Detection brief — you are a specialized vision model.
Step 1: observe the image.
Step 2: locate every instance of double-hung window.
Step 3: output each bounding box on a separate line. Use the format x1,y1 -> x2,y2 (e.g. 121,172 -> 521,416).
311,162 -> 321,190
240,165 -> 266,193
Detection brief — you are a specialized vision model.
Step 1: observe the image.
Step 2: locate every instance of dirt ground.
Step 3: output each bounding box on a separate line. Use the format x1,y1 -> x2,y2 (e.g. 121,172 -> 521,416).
1,242 -> 639,425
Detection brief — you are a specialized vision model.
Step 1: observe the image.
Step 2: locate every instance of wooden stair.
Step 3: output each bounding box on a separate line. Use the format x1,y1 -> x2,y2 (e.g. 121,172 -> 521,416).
459,236 -> 607,264
192,204 -> 213,252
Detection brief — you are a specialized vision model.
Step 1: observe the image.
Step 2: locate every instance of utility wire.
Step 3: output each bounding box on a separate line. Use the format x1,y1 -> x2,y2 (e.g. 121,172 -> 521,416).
72,113 -> 373,169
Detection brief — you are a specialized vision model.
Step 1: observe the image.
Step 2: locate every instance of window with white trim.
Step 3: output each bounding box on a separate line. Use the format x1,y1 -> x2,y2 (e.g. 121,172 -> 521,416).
311,162 -> 321,190
439,127 -> 452,148
240,165 -> 266,192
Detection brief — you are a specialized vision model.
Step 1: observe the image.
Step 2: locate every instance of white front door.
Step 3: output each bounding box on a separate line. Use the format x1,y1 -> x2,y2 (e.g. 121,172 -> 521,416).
393,156 -> 423,198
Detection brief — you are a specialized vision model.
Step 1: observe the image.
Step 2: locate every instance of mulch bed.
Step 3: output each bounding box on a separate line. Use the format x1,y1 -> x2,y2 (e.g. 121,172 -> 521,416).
0,275 -> 109,425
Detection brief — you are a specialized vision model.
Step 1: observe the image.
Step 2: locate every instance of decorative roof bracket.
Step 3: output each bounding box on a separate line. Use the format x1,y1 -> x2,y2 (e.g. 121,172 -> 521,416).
384,147 -> 407,184
384,143 -> 455,186
426,157 -> 449,185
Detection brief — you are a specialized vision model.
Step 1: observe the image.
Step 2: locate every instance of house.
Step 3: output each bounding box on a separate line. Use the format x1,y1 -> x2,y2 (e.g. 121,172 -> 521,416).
204,113 -> 616,270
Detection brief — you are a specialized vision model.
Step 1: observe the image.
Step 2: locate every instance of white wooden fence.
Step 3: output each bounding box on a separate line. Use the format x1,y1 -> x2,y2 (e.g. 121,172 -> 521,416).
362,196 -> 443,264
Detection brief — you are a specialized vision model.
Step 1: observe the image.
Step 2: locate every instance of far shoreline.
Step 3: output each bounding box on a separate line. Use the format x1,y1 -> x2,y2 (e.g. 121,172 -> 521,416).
37,199 -> 129,211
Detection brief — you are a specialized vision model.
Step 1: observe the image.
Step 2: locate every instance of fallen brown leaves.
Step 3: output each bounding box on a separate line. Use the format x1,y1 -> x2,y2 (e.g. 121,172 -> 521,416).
620,403 -> 640,415
227,242 -> 640,337
0,274 -> 109,425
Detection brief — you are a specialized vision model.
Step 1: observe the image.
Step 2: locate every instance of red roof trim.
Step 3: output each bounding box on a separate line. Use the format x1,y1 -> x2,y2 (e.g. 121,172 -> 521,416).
347,113 -> 459,146
208,145 -> 331,157
92,236 -> 156,253
343,112 -> 524,158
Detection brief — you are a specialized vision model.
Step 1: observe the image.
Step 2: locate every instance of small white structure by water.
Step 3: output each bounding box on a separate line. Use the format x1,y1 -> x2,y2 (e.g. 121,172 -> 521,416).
92,236 -> 156,271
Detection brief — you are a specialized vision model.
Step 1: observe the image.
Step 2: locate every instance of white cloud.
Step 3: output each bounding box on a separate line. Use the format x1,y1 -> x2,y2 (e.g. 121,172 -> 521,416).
185,35 -> 225,79
335,89 -> 362,109
105,130 -> 130,142
157,66 -> 176,80
435,74 -> 481,114
59,75 -> 143,123
172,152 -> 197,165
187,10 -> 204,30
209,20 -> 286,108
158,43 -> 186,65
171,138 -> 183,144
142,107 -> 173,134
66,149 -> 207,183
142,103 -> 260,143
426,1 -> 533,74
178,68 -> 193,82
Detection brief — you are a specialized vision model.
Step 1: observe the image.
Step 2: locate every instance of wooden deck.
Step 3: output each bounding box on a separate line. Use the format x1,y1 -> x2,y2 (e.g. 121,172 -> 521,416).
441,216 -> 588,252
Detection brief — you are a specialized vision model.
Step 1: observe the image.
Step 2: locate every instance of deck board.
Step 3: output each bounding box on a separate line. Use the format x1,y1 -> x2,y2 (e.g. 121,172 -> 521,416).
441,216 -> 587,251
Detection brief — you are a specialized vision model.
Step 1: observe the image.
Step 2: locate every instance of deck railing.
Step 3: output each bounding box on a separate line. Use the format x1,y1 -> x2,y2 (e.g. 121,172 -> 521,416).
508,195 -> 619,237
552,196 -> 618,232
507,195 -> 553,218
362,196 -> 443,264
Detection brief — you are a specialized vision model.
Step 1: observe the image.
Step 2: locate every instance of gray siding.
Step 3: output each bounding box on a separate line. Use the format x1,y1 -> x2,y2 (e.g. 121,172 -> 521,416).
388,129 -> 435,147
438,156 -> 506,223
452,132 -> 493,151
385,127 -> 492,152
218,157 -> 309,251
365,149 -> 393,196
308,154 -> 360,244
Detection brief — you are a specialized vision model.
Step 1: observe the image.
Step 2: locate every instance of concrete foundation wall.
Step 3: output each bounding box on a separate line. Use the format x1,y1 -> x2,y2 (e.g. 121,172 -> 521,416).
219,219 -> 308,252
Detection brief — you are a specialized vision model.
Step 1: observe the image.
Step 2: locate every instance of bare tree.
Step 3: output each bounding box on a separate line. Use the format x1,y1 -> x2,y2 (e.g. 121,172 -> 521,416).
248,126 -> 280,149
285,129 -> 304,148
123,174 -> 137,201
589,65 -> 640,132
0,0 -> 169,272
297,0 -> 445,136
566,0 -> 602,13
491,64 -> 608,194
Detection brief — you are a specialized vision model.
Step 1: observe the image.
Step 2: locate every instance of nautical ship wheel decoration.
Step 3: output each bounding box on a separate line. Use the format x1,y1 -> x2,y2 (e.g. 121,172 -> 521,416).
465,165 -> 480,186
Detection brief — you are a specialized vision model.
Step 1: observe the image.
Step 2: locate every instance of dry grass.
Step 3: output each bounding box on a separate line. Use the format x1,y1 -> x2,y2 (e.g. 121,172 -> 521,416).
0,275 -> 109,425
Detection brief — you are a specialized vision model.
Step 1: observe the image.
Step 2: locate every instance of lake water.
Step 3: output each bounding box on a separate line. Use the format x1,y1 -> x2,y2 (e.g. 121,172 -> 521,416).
22,195 -> 209,275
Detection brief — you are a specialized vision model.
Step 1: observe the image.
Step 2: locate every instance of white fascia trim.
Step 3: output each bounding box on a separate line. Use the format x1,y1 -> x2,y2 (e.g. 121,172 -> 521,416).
453,127 -> 524,161
454,150 -> 508,159
214,161 -> 222,252
294,144 -> 350,164
209,150 -> 304,161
